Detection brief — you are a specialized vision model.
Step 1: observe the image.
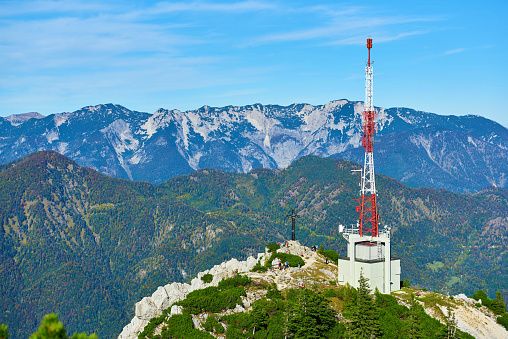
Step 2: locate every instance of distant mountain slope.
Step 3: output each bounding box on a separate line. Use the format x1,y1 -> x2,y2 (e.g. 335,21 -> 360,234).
1,100 -> 506,193
0,151 -> 506,338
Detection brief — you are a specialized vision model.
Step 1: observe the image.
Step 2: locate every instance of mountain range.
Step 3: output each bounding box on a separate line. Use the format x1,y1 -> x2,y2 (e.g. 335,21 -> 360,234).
0,151 -> 506,338
1,100 -> 507,193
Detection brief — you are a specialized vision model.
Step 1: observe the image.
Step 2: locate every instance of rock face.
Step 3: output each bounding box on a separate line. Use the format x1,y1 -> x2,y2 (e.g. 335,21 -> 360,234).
1,101 -> 507,193
118,254 -> 260,339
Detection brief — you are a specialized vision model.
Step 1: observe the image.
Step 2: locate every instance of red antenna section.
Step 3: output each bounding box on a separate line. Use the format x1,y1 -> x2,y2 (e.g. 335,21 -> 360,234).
367,38 -> 372,66
354,38 -> 379,237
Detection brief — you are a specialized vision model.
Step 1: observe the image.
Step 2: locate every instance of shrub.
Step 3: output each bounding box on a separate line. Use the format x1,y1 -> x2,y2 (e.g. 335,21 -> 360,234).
251,259 -> 268,272
177,286 -> 246,314
475,303 -> 482,307
322,249 -> 339,263
201,273 -> 213,284
497,313 -> 508,331
271,252 -> 304,268
323,289 -> 336,298
267,283 -> 283,299
217,275 -> 251,290
472,289 -> 492,308
449,295 -> 454,300
138,314 -> 166,339
403,279 -> 410,288
202,316 -> 224,334
160,314 -> 214,339
329,280 -> 337,285
266,243 -> 280,253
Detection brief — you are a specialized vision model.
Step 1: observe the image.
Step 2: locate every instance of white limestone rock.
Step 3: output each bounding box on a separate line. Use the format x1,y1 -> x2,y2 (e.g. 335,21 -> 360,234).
151,286 -> 170,310
135,297 -> 159,320
170,305 -> 183,315
233,304 -> 246,313
118,316 -> 148,339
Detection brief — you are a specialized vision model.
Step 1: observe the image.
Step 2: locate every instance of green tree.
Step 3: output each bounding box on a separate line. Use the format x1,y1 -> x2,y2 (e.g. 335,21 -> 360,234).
443,305 -> 458,339
406,294 -> 424,338
490,291 -> 506,315
30,314 -> 68,339
29,313 -> 97,339
472,289 -> 491,308
348,270 -> 382,338
403,279 -> 411,288
0,324 -> 8,339
287,289 -> 336,338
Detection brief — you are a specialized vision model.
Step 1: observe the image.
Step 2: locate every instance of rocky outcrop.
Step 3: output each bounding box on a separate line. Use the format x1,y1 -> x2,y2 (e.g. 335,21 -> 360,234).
118,241 -> 507,339
118,254 -> 261,339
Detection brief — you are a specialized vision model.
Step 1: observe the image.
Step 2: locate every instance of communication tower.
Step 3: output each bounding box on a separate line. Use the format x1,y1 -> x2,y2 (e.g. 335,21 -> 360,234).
338,39 -> 401,293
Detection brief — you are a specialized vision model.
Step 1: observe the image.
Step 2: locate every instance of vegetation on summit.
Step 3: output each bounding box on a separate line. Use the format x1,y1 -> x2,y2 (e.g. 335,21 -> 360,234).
136,270 -> 479,338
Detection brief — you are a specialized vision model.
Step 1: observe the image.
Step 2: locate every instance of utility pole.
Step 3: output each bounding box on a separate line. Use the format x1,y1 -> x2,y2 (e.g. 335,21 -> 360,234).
286,209 -> 300,241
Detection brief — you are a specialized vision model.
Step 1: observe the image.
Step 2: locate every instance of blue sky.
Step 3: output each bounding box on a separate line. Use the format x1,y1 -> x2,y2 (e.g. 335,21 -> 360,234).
1,0 -> 507,127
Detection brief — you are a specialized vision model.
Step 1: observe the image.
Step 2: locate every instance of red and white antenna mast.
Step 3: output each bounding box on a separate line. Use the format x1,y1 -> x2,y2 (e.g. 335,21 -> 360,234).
355,38 -> 379,237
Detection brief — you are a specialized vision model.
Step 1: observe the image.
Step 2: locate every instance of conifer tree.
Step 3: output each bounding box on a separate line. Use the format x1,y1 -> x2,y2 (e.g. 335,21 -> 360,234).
0,324 -> 8,339
490,291 -> 506,315
348,270 -> 382,338
287,288 -> 335,338
29,313 -> 97,339
443,305 -> 458,339
406,294 -> 424,338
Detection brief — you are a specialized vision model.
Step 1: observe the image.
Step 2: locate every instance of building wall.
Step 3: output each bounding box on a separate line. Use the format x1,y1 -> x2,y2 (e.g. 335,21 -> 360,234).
338,258 -> 400,293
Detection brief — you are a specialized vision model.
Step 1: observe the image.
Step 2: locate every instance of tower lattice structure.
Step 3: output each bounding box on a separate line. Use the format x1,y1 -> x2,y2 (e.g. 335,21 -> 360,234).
354,38 -> 379,237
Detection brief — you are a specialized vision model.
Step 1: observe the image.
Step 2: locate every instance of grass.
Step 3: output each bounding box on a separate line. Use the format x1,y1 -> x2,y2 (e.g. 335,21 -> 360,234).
426,261 -> 445,272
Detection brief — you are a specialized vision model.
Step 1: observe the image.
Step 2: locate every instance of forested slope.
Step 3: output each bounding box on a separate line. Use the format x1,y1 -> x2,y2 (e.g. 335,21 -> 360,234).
0,151 -> 506,338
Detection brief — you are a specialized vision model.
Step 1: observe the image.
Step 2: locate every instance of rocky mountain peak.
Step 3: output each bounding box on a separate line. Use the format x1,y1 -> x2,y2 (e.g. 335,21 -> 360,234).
5,111 -> 45,126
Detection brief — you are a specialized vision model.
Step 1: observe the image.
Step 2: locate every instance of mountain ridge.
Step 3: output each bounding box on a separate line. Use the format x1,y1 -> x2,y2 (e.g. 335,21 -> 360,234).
1,100 -> 506,193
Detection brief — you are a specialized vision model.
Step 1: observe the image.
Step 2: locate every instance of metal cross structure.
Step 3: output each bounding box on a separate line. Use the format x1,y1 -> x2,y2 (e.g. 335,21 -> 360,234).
286,209 -> 300,241
354,38 -> 379,237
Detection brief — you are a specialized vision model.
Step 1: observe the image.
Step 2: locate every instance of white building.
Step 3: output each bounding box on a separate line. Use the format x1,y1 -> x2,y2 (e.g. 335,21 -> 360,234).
338,227 -> 400,293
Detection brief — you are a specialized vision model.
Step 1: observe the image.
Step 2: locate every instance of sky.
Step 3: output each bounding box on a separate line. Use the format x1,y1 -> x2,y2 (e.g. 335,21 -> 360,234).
1,0 -> 507,127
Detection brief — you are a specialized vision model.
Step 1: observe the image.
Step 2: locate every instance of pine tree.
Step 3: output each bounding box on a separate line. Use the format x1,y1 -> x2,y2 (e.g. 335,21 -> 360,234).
349,269 -> 382,338
287,288 -> 336,339
406,294 -> 424,338
443,305 -> 457,339
490,291 -> 506,315
0,324 -> 8,339
29,313 -> 97,339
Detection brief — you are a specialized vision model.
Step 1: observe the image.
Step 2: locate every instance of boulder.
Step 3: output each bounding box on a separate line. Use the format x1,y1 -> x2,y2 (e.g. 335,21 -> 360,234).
118,316 -> 148,339
135,297 -> 159,320
170,305 -> 183,315
151,286 -> 170,310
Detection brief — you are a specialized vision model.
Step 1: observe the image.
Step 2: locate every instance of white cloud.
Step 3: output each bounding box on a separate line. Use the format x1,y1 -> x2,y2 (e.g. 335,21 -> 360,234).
444,48 -> 466,55
244,9 -> 440,46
